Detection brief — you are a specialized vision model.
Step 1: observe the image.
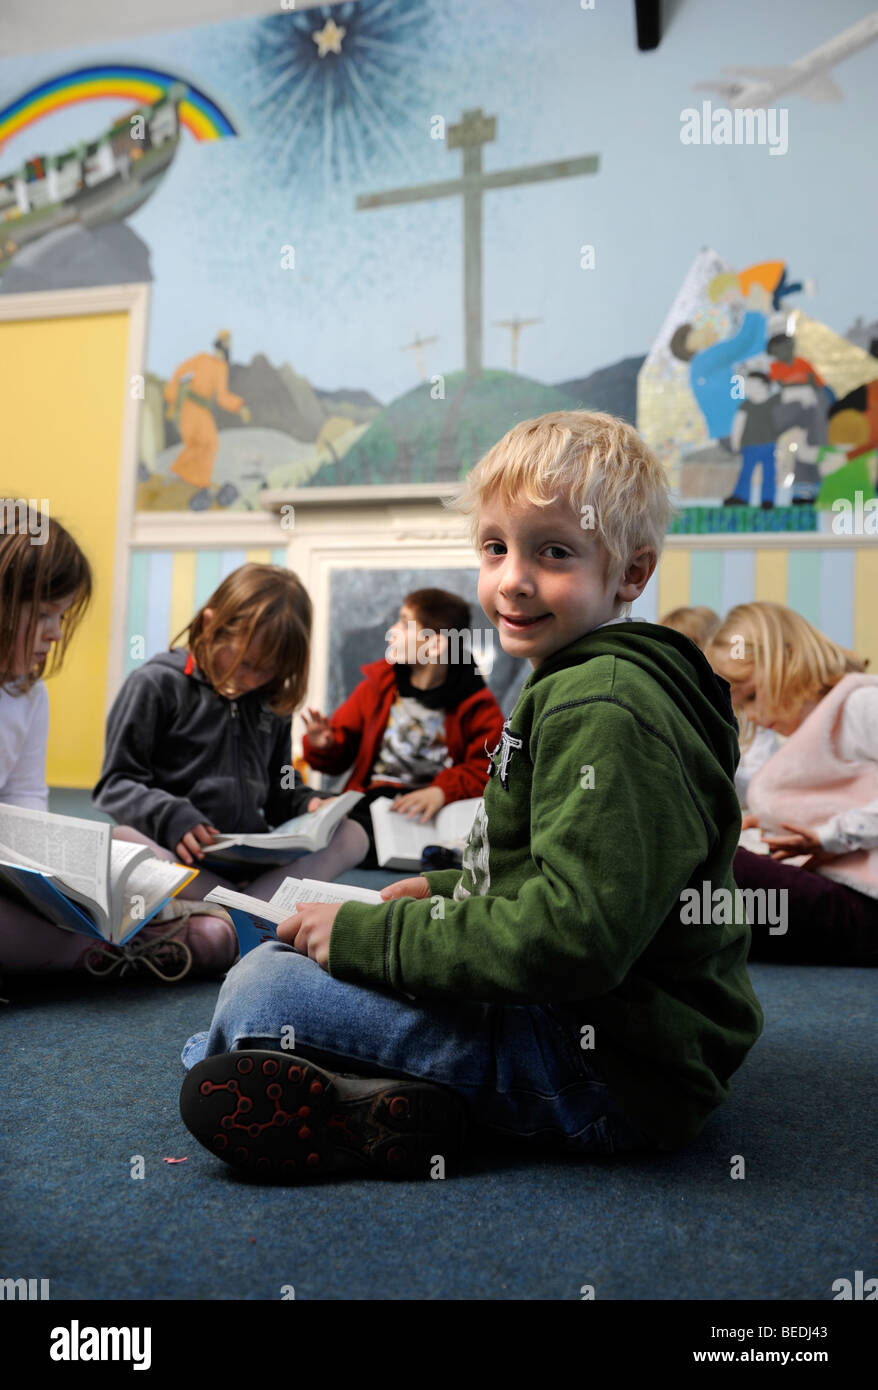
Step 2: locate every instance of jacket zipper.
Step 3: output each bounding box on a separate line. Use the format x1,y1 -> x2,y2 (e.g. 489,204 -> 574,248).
229,700 -> 243,826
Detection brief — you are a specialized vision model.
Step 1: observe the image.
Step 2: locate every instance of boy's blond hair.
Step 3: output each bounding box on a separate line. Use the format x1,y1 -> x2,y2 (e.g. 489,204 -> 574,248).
661,606 -> 721,650
706,601 -> 867,748
449,411 -> 674,616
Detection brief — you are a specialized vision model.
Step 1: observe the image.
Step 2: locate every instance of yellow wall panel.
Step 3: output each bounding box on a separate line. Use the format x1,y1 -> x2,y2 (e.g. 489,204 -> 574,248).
657,549 -> 690,617
855,547 -> 878,675
169,551 -> 197,646
0,311 -> 129,787
754,548 -> 788,604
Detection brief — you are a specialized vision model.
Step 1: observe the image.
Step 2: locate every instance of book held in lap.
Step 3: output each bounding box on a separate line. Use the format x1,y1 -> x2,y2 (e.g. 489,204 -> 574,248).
201,791 -> 363,865
0,804 -> 195,945
369,796 -> 481,871
205,876 -> 383,956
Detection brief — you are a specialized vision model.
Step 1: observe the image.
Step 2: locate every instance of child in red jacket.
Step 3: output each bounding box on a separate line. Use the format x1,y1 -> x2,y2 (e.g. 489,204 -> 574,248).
302,588 -> 504,866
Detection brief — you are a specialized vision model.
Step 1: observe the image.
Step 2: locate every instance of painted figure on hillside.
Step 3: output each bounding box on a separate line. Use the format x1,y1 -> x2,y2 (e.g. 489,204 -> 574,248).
724,371 -> 780,508
164,330 -> 251,510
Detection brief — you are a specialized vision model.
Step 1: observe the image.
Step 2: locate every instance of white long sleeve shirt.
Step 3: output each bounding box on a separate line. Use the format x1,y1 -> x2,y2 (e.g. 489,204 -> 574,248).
0,680 -> 50,810
813,685 -> 878,854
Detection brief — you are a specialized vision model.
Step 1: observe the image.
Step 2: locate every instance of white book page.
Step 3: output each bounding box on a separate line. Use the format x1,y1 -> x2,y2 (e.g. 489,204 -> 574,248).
434,798 -> 481,842
270,791 -> 360,838
0,804 -> 109,912
208,792 -> 364,851
270,877 -> 382,913
204,886 -> 288,923
370,799 -> 435,866
371,797 -> 481,867
115,858 -> 195,942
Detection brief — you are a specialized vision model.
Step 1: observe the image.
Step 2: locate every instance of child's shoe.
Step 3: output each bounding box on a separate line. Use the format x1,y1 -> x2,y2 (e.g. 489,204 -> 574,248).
83,902 -> 238,982
180,1050 -> 467,1182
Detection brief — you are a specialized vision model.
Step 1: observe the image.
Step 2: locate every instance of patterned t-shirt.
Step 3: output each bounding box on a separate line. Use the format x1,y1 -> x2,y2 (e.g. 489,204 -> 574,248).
371,694 -> 452,786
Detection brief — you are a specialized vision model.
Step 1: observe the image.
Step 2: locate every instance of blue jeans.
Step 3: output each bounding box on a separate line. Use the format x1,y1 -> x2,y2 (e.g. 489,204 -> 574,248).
182,942 -> 654,1156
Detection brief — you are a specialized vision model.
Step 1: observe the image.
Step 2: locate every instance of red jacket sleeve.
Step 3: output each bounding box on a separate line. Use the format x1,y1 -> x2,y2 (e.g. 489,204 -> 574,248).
302,678 -> 370,774
432,687 -> 505,802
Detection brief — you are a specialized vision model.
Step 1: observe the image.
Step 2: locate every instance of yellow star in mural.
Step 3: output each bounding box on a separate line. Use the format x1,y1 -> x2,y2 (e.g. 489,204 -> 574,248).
312,19 -> 346,58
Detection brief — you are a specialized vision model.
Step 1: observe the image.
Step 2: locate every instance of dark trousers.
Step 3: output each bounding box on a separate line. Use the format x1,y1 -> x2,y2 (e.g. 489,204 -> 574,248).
734,848 -> 878,966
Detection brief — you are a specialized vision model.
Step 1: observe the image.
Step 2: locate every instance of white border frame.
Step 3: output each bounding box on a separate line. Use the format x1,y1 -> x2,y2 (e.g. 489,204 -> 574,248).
0,281 -> 150,707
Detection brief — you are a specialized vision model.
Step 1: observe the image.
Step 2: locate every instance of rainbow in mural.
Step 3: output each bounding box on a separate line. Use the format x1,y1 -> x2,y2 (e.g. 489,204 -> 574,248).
0,65 -> 237,271
0,63 -> 237,150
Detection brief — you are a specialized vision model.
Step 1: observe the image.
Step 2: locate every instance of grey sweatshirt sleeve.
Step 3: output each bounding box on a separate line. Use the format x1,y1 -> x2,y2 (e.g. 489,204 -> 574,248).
92,671 -> 207,850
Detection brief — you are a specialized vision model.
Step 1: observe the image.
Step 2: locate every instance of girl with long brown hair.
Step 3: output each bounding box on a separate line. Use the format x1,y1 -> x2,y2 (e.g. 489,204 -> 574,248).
93,563 -> 368,943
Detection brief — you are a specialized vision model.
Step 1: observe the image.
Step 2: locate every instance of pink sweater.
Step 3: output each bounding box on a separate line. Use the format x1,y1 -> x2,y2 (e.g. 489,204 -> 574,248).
747,673 -> 878,900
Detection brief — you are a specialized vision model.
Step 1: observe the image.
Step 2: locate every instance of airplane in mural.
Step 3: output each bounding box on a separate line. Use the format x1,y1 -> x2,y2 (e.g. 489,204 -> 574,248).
0,88 -> 183,271
694,10 -> 878,107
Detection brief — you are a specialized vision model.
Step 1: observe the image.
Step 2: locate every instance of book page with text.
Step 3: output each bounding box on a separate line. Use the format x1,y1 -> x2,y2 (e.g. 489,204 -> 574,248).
270,877 -> 382,914
0,805 -> 110,912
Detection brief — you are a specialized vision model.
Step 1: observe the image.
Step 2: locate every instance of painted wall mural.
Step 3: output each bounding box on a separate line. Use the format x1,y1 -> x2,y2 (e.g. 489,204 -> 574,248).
1,0 -> 876,530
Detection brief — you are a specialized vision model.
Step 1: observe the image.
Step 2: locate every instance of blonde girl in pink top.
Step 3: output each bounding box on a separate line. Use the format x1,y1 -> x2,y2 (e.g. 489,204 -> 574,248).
708,602 -> 878,966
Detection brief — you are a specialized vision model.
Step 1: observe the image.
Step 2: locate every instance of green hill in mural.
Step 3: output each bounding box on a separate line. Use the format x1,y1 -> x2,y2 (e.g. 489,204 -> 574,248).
306,369 -> 577,486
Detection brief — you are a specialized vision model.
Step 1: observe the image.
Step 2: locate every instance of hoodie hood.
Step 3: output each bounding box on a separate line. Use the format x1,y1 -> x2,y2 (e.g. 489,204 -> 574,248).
522,621 -> 740,782
147,648 -> 272,708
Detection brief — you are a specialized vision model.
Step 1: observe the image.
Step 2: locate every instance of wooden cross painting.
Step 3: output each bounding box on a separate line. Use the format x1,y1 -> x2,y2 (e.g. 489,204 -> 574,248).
357,108 -> 600,377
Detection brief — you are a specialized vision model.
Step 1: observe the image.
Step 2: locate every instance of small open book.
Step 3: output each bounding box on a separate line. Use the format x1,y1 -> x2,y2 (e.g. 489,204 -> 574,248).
205,876 -> 383,957
370,796 -> 481,871
202,791 -> 364,864
0,804 -> 196,945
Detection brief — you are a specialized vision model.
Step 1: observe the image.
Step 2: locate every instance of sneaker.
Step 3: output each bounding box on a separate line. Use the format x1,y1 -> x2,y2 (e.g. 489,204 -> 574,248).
180,1050 -> 468,1182
83,931 -> 193,983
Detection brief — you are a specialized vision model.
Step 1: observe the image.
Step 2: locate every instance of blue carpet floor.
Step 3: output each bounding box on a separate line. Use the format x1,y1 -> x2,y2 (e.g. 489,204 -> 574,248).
0,794 -> 874,1300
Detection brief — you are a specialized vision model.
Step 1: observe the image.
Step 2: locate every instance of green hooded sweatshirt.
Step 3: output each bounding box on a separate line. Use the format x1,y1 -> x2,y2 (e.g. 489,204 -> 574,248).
329,620 -> 764,1150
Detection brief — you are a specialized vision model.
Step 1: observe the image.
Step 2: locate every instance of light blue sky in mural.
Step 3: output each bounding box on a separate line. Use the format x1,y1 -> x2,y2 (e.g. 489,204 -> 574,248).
1,0 -> 877,402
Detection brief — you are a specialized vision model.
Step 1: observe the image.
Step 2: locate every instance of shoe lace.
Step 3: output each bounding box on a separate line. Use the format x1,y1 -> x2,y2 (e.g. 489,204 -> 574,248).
83,926 -> 193,983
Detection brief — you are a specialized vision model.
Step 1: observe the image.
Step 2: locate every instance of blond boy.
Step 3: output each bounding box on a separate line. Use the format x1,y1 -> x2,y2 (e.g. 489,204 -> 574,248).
181,412 -> 763,1181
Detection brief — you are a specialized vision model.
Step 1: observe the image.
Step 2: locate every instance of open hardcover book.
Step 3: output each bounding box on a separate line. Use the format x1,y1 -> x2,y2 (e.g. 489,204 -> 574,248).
370,796 -> 481,871
202,791 -> 364,865
0,804 -> 196,945
205,876 -> 383,957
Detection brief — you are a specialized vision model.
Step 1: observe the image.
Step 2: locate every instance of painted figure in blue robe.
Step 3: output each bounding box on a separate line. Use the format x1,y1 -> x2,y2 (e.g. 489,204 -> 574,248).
670,282 -> 772,441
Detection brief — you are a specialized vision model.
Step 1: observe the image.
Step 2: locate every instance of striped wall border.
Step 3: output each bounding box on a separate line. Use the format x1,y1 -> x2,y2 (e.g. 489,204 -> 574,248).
126,542 -> 878,680
126,548 -> 287,676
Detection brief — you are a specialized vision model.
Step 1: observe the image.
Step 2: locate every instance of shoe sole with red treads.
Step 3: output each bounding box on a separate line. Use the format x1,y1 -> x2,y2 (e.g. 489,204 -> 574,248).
180,1050 -> 467,1182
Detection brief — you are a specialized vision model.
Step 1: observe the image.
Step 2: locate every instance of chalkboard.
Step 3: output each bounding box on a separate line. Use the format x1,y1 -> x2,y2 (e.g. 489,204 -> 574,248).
325,567 -> 529,716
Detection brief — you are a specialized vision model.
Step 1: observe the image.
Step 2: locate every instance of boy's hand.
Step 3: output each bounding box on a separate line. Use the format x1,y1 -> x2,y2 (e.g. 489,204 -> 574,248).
307,795 -> 335,813
380,876 -> 430,901
741,813 -> 760,831
301,708 -> 334,751
391,786 -> 445,822
176,823 -> 219,865
277,902 -> 342,969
